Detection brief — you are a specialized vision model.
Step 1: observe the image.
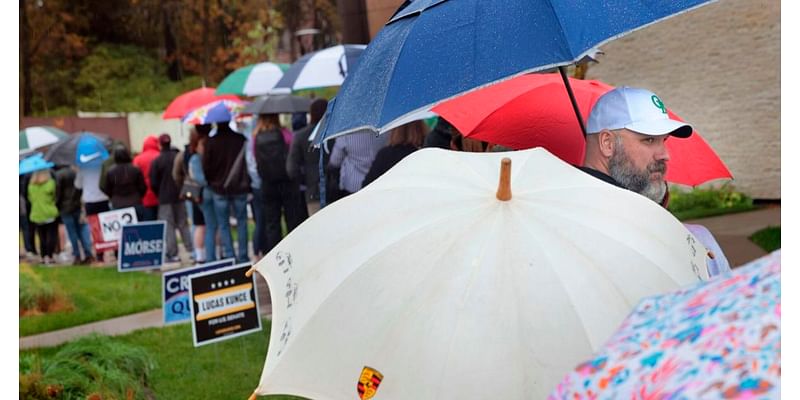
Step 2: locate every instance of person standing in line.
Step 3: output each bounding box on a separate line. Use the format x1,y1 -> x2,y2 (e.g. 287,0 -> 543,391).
75,159 -> 111,263
202,122 -> 251,264
28,169 -> 60,265
362,120 -> 428,187
287,98 -> 328,216
174,129 -> 207,264
100,145 -> 147,216
189,136 -> 217,263
150,134 -> 194,263
132,135 -> 161,221
55,165 -> 94,265
254,113 -> 308,254
328,130 -> 388,198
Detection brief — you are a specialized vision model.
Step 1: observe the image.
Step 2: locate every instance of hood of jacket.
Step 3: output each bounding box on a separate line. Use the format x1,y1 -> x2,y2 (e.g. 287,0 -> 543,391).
142,135 -> 160,153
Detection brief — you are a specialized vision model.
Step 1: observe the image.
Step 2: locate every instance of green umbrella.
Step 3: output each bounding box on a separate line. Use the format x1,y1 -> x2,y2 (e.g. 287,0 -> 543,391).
216,62 -> 289,97
19,126 -> 69,152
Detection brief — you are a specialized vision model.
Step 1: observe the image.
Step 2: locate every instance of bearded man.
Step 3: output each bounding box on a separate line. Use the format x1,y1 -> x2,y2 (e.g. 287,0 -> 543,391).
581,86 -> 692,206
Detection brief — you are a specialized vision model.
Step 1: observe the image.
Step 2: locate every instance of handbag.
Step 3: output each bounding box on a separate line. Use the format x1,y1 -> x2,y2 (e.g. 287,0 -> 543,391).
179,179 -> 203,203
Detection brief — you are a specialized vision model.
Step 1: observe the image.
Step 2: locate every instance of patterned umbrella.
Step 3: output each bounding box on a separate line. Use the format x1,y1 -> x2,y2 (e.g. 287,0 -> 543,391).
549,250 -> 781,399
216,62 -> 290,97
163,87 -> 241,119
19,126 -> 68,152
182,99 -> 248,125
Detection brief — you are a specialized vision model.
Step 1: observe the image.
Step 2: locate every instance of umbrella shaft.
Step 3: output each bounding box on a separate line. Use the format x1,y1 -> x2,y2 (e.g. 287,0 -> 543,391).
558,66 -> 587,139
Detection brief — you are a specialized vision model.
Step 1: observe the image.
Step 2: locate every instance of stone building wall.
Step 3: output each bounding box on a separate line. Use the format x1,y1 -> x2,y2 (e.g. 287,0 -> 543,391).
585,0 -> 780,198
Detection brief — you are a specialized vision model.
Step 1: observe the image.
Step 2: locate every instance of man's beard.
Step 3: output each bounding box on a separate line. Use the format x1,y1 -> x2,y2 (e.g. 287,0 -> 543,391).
608,138 -> 667,203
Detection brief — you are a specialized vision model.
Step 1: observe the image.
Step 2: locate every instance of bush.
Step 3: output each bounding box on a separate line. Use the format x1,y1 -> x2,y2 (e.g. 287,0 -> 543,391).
20,334 -> 156,400
20,265 -> 57,315
750,226 -> 780,252
667,183 -> 755,220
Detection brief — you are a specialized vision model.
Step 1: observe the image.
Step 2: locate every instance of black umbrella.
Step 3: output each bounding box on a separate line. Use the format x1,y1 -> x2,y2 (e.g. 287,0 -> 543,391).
44,131 -> 113,167
243,94 -> 312,115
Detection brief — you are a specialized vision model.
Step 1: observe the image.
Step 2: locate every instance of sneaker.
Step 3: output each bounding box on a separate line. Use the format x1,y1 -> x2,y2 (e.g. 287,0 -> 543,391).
43,256 -> 54,265
166,256 -> 181,263
80,255 -> 96,265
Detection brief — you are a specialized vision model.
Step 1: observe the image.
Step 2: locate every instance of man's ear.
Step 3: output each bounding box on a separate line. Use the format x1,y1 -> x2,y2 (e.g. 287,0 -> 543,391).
598,130 -> 616,158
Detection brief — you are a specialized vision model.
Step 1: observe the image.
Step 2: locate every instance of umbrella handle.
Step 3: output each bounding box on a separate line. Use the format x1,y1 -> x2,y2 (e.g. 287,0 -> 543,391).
245,265 -> 257,278
496,158 -> 512,201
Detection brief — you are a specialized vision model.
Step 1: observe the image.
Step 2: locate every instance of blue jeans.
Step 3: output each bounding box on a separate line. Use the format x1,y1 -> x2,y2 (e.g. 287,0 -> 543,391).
61,211 -> 93,260
200,188 -> 218,262
251,187 -> 267,256
210,190 -> 249,263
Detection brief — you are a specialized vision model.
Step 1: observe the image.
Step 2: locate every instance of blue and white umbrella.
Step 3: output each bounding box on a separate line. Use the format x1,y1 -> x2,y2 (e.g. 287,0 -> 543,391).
274,44 -> 366,91
316,0 -> 716,143
19,153 -> 55,175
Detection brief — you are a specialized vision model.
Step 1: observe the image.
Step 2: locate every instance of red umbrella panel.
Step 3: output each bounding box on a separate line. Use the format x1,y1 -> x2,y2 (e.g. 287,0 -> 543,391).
431,74 -> 733,187
162,87 -> 241,120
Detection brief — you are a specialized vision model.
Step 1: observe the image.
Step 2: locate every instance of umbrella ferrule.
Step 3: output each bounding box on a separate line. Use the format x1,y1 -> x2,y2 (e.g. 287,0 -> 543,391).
496,158 -> 512,201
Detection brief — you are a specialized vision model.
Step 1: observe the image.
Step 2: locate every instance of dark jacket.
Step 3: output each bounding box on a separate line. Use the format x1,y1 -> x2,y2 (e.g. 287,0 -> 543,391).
423,118 -> 453,149
150,148 -> 181,204
286,123 -> 321,201
203,126 -> 249,195
102,148 -> 147,208
362,144 -> 418,187
54,167 -> 83,214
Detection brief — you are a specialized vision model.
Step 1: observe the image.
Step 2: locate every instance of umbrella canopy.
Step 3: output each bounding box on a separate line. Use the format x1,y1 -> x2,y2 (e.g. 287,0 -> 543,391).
316,0 -> 715,143
45,132 -> 112,167
273,44 -> 366,91
432,73 -> 733,186
216,62 -> 290,96
182,99 -> 248,125
19,153 -> 54,175
549,249 -> 781,400
19,126 -> 69,153
243,93 -> 312,115
251,147 -> 710,399
162,87 -> 241,119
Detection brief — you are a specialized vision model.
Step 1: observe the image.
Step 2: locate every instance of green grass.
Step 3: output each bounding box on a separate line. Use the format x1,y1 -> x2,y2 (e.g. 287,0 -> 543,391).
20,334 -> 155,399
20,265 -> 162,337
750,226 -> 781,252
20,264 -> 57,313
21,320 -> 306,400
668,184 -> 756,221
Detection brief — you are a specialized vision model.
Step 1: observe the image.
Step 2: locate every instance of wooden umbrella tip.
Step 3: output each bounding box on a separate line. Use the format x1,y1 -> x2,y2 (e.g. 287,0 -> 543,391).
496,158 -> 512,201
245,266 -> 256,278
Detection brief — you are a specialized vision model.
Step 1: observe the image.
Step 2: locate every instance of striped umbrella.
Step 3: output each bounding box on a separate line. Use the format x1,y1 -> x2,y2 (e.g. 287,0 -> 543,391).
274,44 -> 366,91
216,62 -> 290,97
19,126 -> 68,152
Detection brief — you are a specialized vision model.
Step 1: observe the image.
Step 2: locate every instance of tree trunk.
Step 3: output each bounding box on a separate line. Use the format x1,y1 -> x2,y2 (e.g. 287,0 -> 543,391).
202,0 -> 209,85
20,0 -> 32,116
162,0 -> 182,81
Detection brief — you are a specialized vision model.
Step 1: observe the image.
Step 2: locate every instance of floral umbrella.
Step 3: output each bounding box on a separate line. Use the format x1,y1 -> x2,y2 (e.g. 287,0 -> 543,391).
549,250 -> 781,399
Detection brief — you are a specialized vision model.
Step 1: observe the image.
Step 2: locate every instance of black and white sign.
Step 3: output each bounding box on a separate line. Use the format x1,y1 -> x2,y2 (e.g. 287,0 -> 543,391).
98,207 -> 138,242
188,263 -> 262,347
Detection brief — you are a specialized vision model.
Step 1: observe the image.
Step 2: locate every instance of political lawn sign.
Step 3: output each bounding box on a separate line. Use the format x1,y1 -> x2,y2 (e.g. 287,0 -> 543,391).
188,263 -> 261,347
89,207 -> 138,252
117,221 -> 166,272
162,258 -> 236,325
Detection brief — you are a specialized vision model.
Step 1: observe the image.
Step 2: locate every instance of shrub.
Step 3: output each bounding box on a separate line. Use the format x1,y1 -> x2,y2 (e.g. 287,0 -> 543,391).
20,265 -> 57,315
750,226 -> 780,252
20,334 -> 156,400
668,183 -> 755,220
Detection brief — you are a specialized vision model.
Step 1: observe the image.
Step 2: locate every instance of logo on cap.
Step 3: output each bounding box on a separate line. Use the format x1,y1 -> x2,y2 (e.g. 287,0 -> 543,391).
651,95 -> 667,114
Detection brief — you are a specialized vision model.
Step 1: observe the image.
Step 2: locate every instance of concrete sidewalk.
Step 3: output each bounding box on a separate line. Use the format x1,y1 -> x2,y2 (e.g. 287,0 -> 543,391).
21,207 -> 779,349
20,274 -> 273,350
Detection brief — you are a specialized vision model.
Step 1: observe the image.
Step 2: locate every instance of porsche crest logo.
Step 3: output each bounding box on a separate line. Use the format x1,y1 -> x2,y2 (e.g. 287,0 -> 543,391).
357,366 -> 383,400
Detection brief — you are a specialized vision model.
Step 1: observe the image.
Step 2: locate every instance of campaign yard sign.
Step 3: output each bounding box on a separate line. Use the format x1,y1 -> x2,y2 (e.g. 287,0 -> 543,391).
188,263 -> 261,347
117,221 -> 166,272
99,207 -> 138,242
162,258 -> 236,325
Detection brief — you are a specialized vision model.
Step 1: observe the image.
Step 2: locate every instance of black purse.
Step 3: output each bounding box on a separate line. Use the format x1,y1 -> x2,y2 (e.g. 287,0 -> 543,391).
179,179 -> 203,203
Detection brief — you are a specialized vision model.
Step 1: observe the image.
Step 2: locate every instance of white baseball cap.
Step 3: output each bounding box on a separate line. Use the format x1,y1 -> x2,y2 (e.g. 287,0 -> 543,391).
587,87 -> 693,138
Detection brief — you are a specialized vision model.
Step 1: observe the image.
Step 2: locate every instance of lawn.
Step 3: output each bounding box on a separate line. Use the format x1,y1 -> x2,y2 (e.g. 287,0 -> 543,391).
750,226 -> 780,252
21,320 -> 306,400
20,265 -> 162,337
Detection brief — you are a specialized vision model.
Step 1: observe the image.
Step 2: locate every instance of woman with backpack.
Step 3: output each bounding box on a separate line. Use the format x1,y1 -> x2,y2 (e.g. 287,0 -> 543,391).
254,113 -> 308,254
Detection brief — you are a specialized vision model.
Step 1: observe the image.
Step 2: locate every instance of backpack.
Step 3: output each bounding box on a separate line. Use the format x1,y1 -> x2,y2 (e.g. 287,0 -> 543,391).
255,128 -> 291,183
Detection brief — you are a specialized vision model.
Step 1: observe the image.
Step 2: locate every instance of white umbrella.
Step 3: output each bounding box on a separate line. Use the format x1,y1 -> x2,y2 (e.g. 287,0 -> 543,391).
249,147 -> 710,399
274,44 -> 366,91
